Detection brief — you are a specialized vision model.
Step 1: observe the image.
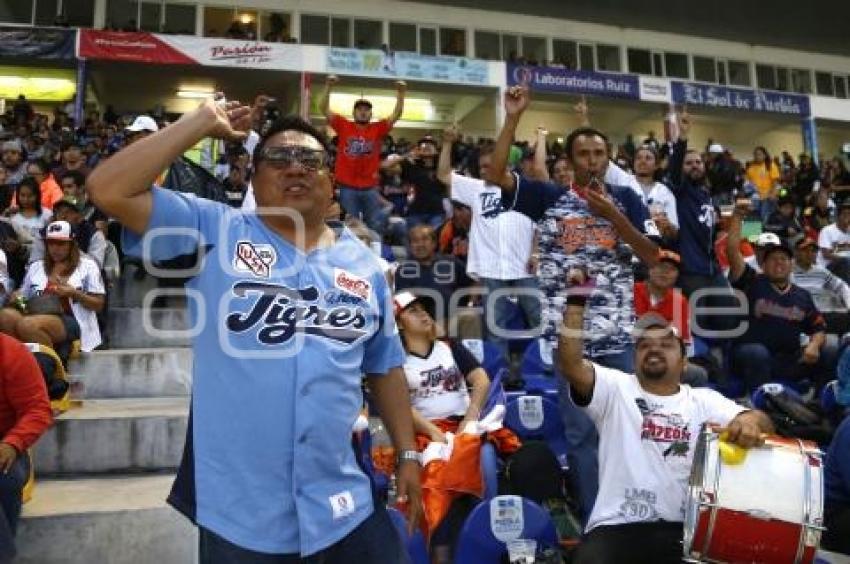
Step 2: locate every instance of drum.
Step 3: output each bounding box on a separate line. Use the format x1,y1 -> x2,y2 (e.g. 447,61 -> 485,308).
684,426 -> 824,563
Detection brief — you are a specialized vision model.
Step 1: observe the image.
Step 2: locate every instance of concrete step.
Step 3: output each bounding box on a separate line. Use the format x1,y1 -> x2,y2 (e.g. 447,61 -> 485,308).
70,347 -> 193,398
106,306 -> 190,348
33,398 -> 189,476
17,474 -> 196,564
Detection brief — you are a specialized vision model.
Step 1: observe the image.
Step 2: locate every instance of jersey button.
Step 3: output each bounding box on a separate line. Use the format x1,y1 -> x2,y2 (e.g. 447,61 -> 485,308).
299,434 -> 308,444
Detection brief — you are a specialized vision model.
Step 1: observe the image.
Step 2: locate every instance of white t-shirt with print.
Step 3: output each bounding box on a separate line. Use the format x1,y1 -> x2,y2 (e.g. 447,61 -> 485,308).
403,340 -> 473,420
604,161 -> 645,199
451,172 -> 536,280
580,364 -> 745,533
21,256 -> 105,352
818,223 -> 850,267
639,181 -> 679,229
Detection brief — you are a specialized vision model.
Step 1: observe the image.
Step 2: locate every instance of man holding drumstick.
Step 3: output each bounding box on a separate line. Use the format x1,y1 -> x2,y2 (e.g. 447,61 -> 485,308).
559,287 -> 772,564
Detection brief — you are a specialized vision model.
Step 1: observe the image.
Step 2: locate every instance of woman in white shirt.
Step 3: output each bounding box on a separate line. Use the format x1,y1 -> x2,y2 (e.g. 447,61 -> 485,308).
395,291 -> 490,442
0,221 -> 105,359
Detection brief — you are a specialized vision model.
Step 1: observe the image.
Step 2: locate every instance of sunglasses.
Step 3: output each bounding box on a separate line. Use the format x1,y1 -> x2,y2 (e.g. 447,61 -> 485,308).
260,146 -> 327,171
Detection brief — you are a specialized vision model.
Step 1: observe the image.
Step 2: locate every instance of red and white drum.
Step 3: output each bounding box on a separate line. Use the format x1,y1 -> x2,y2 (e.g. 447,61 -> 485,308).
684,426 -> 824,563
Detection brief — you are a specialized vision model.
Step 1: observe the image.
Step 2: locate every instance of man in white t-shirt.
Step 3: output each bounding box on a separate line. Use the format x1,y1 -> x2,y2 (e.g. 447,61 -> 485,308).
559,295 -> 772,564
438,127 -> 540,358
818,202 -> 850,282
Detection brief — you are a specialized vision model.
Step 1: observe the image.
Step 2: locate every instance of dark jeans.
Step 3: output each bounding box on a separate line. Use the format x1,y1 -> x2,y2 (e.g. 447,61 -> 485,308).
677,271 -> 740,336
481,277 -> 543,360
337,186 -> 387,235
0,454 -> 30,563
823,502 -> 850,555
198,506 -> 410,564
574,521 -> 684,564
730,342 -> 837,393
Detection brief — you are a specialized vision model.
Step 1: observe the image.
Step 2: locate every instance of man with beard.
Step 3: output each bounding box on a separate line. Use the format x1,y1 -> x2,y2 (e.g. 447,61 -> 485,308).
321,75 -> 406,234
727,200 -> 833,393
559,301 -> 772,564
666,110 -> 738,334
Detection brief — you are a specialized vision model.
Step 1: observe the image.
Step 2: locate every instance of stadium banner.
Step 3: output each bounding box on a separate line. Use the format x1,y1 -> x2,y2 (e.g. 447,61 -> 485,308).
507,63 -> 640,100
0,26 -> 75,60
671,81 -> 811,116
78,30 -> 301,70
639,76 -> 672,103
327,48 -> 490,85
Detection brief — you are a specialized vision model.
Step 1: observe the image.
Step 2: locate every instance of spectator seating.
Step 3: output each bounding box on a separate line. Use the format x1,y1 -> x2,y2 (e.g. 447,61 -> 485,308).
520,338 -> 555,378
454,495 -> 559,564
462,339 -> 509,382
387,506 -> 430,564
504,393 -> 568,469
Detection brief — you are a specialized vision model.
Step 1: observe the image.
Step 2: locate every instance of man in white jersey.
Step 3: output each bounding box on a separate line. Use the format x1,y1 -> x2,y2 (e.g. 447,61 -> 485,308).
559,292 -> 772,564
437,126 -> 540,357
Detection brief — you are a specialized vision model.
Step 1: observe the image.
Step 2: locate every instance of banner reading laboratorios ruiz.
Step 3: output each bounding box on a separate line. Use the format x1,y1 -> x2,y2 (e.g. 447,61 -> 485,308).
78,30 -> 302,71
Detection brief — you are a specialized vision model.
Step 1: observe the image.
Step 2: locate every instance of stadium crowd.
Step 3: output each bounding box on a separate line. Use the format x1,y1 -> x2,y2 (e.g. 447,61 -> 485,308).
0,80 -> 849,563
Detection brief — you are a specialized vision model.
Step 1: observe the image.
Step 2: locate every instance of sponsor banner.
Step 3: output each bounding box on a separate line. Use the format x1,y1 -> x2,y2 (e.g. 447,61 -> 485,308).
327,48 -> 489,85
78,30 -> 301,70
0,26 -> 75,60
78,30 -> 194,64
164,34 -> 301,70
639,76 -> 672,103
671,81 -> 811,116
507,63 -> 640,100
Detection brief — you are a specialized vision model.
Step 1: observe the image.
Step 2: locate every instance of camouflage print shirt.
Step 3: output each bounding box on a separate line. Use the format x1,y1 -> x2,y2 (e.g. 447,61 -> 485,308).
507,176 -> 655,358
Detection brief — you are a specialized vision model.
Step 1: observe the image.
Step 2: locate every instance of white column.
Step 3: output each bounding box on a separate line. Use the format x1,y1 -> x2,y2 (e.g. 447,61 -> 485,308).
93,0 -> 107,28
194,4 -> 203,36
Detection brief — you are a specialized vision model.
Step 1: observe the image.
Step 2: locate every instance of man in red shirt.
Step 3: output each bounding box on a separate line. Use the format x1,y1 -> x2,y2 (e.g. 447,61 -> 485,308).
634,250 -> 707,386
0,334 -> 52,561
321,75 -> 406,234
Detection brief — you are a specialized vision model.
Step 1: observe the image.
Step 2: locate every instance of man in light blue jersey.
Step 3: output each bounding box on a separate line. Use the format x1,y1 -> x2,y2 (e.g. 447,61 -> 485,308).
87,96 -> 421,563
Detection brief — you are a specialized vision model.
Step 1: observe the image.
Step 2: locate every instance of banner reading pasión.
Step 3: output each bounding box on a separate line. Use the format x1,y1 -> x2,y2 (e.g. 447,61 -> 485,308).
507,64 -> 640,100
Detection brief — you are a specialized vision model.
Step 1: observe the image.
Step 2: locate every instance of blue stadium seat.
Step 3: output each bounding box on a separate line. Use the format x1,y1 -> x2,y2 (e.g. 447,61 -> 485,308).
462,339 -> 509,381
480,442 -> 500,500
750,382 -> 804,410
690,336 -> 710,358
387,507 -> 430,564
503,300 -> 534,355
821,380 -> 840,413
504,394 -> 569,469
520,338 -> 555,378
454,496 -> 558,564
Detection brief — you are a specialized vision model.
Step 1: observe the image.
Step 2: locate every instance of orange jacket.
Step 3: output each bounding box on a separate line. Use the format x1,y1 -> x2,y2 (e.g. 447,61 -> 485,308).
408,418 -> 521,539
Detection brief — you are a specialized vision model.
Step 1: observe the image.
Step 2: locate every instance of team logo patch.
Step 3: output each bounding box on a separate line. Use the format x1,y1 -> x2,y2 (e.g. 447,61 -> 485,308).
234,241 -> 277,278
334,268 -> 371,301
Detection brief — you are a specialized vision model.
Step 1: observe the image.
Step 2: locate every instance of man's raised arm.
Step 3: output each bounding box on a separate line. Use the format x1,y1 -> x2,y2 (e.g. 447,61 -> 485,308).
483,86 -> 530,191
388,80 -> 407,125
437,125 -> 457,189
87,97 -> 250,235
557,291 -> 596,401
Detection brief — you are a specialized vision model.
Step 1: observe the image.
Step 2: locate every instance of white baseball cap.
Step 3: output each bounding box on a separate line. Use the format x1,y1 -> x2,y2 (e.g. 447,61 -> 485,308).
756,232 -> 782,247
125,115 -> 159,133
44,220 -> 75,241
708,143 -> 725,154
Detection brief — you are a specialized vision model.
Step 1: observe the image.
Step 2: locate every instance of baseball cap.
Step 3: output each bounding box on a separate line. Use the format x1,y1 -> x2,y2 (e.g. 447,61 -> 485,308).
632,313 -> 681,341
795,237 -> 818,250
656,249 -> 681,268
708,143 -> 724,154
2,140 -> 22,153
44,220 -> 75,241
393,291 -> 436,318
353,98 -> 372,110
125,115 -> 159,133
756,232 -> 793,258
